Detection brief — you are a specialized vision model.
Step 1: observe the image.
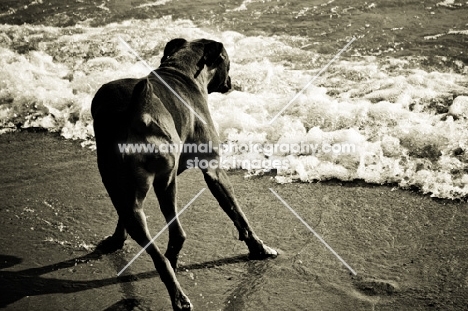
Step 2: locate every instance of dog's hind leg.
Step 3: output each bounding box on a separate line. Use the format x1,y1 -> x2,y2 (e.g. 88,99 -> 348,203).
202,168 -> 277,260
154,172 -> 186,270
94,132 -> 129,253
95,163 -> 131,252
96,208 -> 127,252
117,166 -> 192,311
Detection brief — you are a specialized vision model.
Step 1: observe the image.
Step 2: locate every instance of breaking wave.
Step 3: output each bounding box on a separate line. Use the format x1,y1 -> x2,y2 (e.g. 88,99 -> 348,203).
0,18 -> 467,199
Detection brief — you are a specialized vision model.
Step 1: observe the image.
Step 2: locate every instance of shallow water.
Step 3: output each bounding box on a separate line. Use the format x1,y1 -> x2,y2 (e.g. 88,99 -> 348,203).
0,0 -> 467,199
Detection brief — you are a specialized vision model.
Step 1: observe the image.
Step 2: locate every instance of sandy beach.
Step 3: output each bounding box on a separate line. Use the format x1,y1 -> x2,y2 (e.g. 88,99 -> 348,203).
0,131 -> 466,310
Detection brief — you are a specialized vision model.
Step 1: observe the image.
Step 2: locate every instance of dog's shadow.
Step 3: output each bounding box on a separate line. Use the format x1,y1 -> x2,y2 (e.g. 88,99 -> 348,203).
0,250 -> 250,310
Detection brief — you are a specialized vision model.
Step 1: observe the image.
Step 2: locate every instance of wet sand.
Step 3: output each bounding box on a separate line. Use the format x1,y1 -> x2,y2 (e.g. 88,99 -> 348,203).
0,131 -> 467,310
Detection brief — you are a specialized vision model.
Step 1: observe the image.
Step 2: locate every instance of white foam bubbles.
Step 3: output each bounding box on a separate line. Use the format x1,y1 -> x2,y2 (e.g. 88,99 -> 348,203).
0,18 -> 467,199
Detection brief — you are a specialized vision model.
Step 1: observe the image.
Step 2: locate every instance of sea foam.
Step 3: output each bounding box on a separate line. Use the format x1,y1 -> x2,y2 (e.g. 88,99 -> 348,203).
0,18 -> 467,199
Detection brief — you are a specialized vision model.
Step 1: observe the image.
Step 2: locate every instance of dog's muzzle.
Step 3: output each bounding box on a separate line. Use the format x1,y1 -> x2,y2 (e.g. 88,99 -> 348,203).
220,76 -> 231,93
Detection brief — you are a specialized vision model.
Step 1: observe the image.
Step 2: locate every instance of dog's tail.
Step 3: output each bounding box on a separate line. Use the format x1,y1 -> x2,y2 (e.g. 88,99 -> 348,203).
128,77 -> 156,133
129,77 -> 152,113
129,77 -> 179,145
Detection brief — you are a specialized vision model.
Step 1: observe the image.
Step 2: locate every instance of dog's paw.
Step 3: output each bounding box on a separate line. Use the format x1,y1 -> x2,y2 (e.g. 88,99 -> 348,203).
172,292 -> 193,311
95,235 -> 126,253
248,244 -> 278,260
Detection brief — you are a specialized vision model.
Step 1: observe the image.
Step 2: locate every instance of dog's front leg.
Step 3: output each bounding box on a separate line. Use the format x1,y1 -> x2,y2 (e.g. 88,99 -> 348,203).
154,174 -> 187,270
202,168 -> 277,259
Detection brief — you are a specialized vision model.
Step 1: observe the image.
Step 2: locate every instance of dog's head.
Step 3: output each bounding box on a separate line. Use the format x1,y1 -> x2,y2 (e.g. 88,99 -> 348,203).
161,38 -> 231,94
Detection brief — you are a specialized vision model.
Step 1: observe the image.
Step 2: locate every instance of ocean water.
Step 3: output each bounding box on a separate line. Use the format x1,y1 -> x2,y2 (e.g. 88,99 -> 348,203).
0,0 -> 467,199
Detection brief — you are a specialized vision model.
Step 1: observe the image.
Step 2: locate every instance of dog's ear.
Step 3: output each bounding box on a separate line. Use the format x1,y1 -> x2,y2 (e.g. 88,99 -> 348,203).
203,41 -> 225,68
161,38 -> 187,62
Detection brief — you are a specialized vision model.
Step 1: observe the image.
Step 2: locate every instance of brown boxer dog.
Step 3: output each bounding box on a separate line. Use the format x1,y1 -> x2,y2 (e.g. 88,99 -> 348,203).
91,38 -> 277,311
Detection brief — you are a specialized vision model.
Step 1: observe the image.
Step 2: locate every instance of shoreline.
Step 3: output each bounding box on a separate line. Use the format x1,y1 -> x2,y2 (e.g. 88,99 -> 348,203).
9,128 -> 468,203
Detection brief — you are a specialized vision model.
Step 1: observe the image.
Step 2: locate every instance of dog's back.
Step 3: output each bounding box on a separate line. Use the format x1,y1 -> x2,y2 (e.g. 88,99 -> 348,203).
92,77 -> 181,183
